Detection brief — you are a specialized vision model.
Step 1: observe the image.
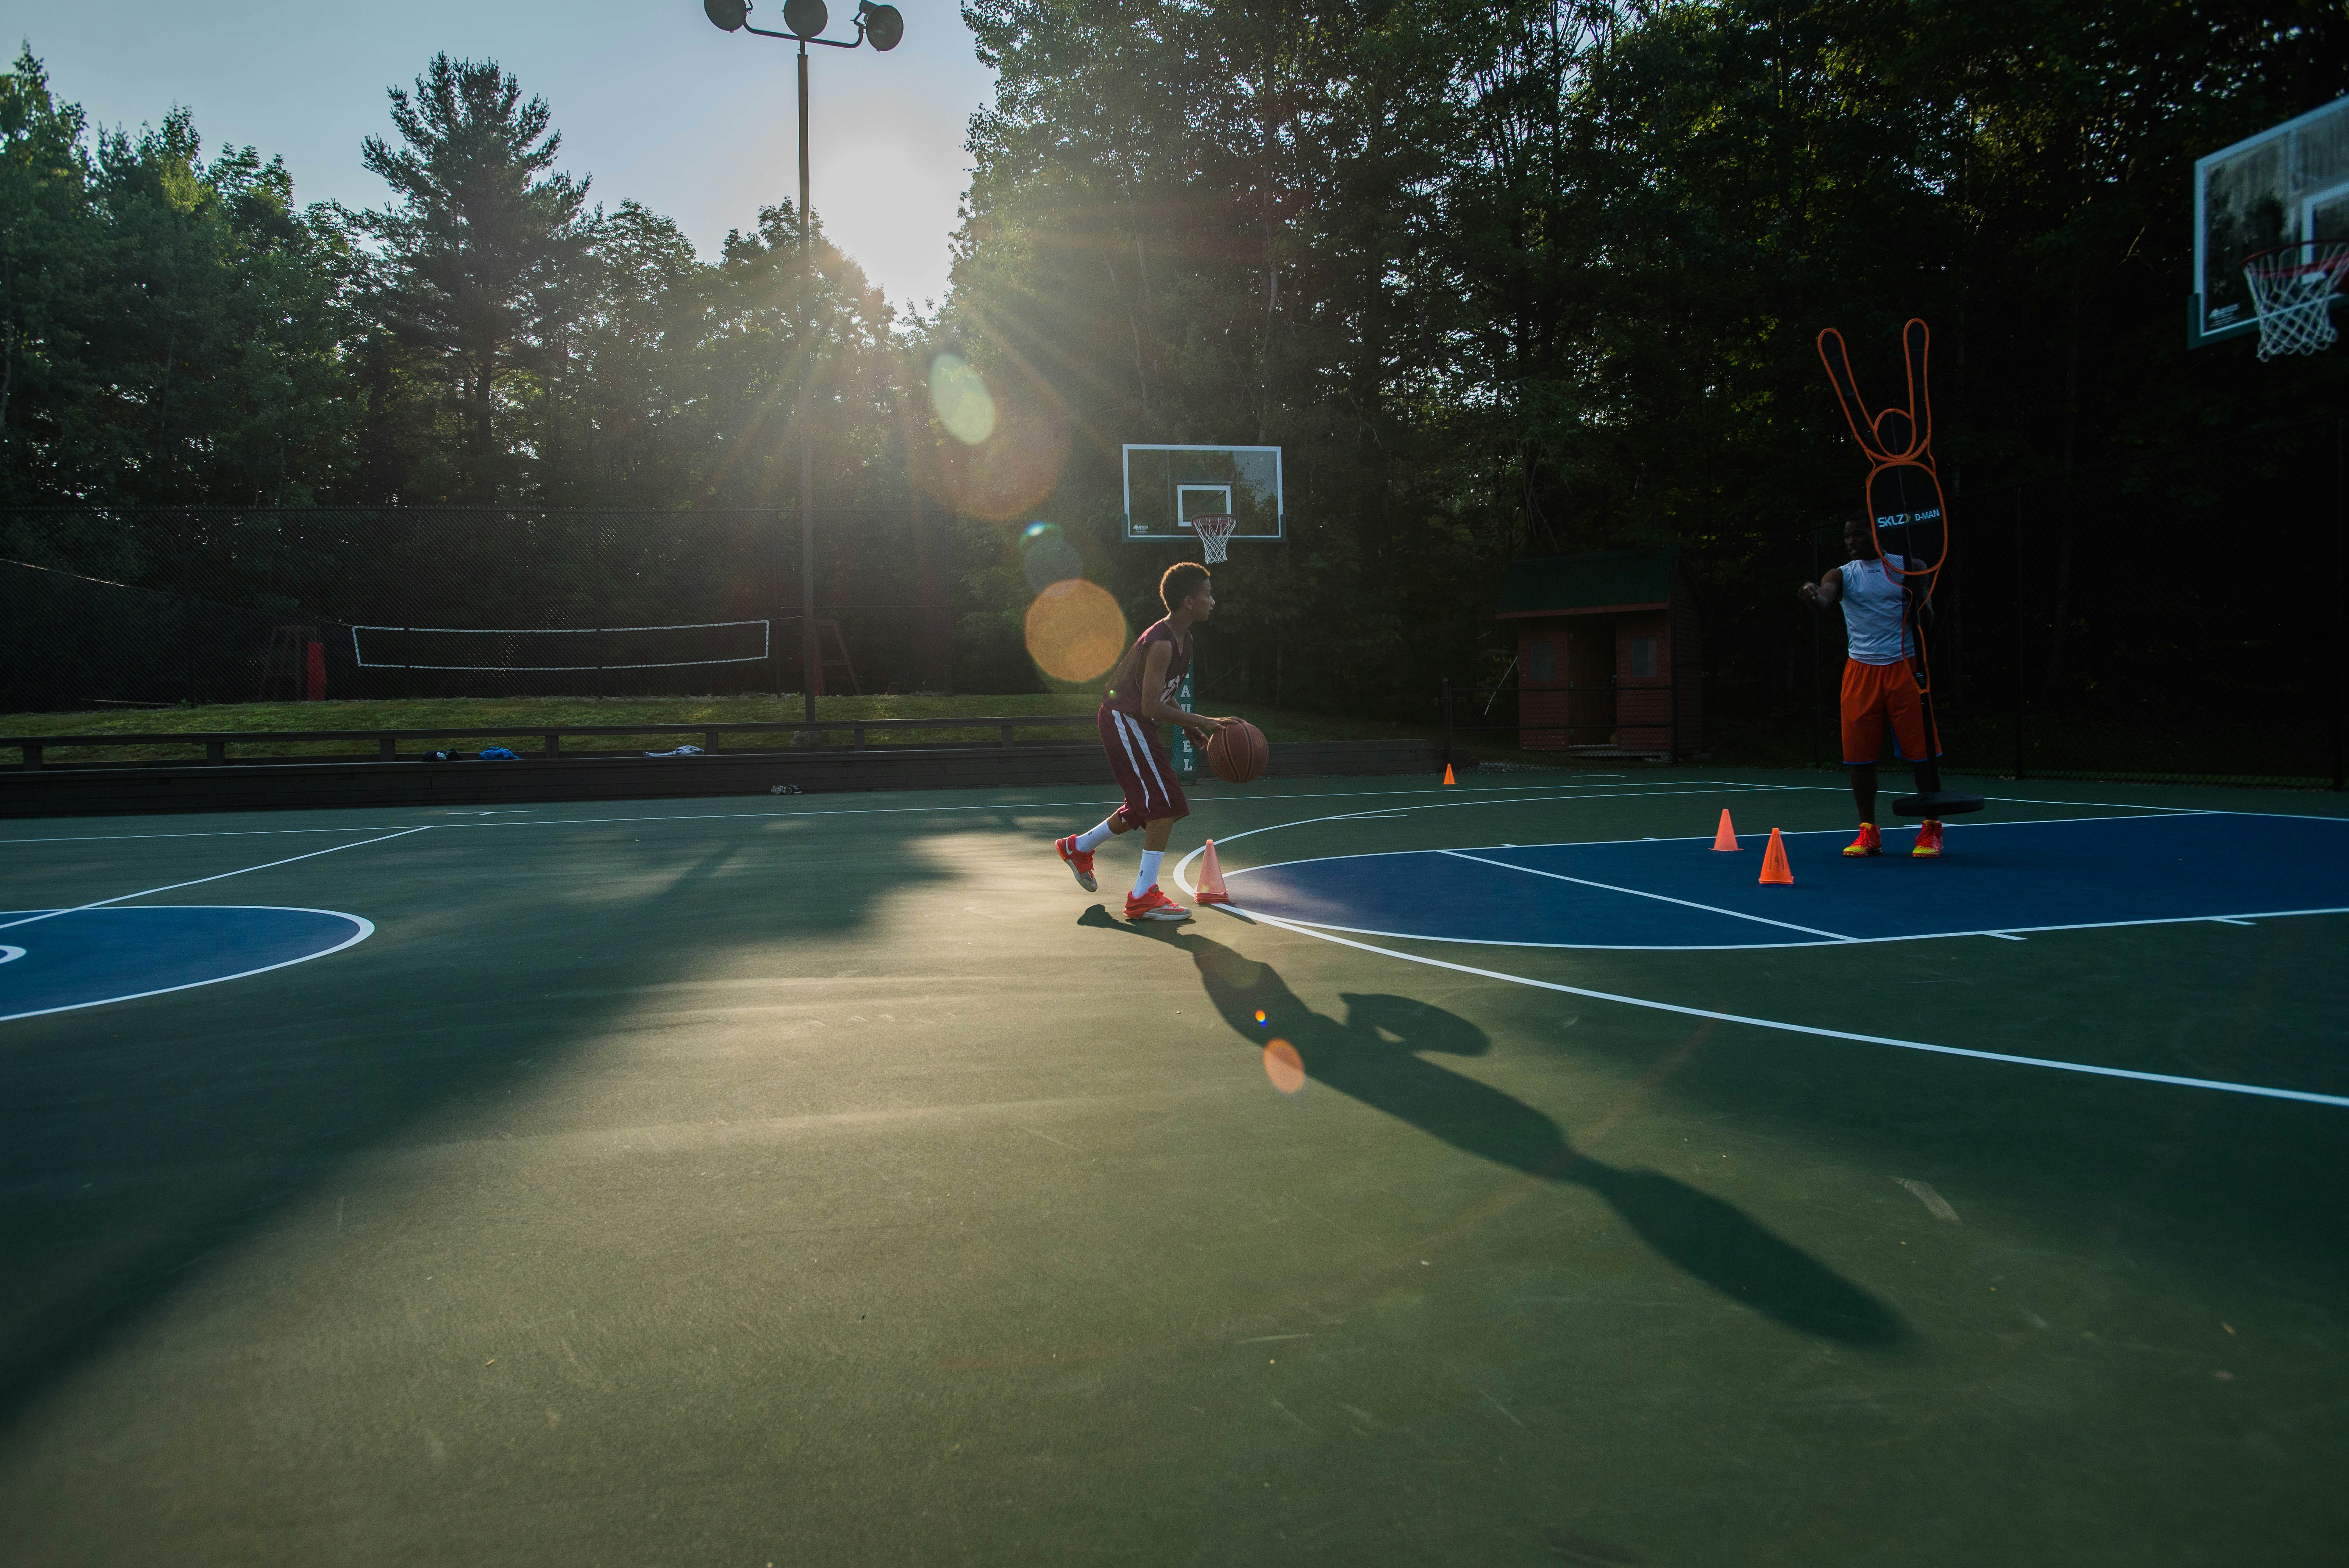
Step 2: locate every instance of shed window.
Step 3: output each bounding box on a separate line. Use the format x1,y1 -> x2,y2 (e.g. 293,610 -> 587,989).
1628,635 -> 1659,678
1528,640 -> 1555,682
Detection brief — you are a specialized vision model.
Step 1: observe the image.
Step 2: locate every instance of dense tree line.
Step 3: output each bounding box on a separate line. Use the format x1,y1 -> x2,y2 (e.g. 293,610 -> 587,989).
945,0 -> 2349,705
3,6 -> 2345,706
0,48 -> 903,515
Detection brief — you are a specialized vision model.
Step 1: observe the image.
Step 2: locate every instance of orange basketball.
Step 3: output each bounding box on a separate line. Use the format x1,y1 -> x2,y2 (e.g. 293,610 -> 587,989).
1205,719 -> 1268,784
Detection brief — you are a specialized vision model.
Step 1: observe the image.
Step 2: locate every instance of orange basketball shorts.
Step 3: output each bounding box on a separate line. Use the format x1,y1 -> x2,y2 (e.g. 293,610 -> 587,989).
1840,657 -> 1939,765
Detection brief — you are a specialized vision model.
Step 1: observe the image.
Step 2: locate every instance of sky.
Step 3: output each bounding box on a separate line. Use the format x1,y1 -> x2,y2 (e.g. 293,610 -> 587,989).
10,0 -> 996,315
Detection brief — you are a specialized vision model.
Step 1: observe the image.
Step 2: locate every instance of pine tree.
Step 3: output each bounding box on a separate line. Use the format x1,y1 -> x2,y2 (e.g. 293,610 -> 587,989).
353,53 -> 592,501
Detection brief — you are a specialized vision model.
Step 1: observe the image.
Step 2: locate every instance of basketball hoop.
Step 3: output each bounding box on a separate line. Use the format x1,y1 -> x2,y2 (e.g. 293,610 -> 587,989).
2242,240 -> 2349,360
1191,514 -> 1238,564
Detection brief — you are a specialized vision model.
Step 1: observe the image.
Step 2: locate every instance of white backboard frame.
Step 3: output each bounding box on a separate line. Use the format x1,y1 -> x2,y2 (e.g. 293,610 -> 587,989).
1177,485 -> 1233,523
1122,445 -> 1283,542
2192,96 -> 2349,347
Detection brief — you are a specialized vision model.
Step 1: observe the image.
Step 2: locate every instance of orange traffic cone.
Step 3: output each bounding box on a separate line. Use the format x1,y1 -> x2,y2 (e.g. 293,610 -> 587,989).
1712,808 -> 1741,851
1443,763 -> 1456,785
1759,828 -> 1793,885
1196,839 -> 1232,904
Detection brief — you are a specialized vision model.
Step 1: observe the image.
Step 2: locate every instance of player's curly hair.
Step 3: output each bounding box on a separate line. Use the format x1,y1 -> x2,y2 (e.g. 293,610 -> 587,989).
1160,562 -> 1212,613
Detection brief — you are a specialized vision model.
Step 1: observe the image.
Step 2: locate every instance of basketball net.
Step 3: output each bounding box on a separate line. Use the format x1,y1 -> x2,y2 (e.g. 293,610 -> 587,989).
2244,241 -> 2349,360
1192,514 -> 1238,564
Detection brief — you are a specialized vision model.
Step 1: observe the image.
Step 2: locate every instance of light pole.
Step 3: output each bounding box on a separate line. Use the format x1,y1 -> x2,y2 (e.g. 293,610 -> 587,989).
705,0 -> 904,723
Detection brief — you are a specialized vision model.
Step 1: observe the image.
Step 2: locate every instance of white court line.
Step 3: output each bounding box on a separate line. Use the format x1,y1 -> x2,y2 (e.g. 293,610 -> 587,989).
0,778 -> 1745,846
5,774 -> 2330,849
8,775 -> 2298,849
0,946 -> 21,965
1218,809 -> 2225,882
1712,780 -> 2215,815
1169,812 -> 2349,1109
1176,788 -> 1810,870
1438,848 -> 1858,943
1192,903 -> 2349,953
0,907 -> 376,1024
1175,898 -> 2349,1110
0,826 -> 431,933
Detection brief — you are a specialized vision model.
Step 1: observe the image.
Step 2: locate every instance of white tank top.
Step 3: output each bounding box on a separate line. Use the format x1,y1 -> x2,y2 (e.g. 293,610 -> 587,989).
1841,554 -> 1915,665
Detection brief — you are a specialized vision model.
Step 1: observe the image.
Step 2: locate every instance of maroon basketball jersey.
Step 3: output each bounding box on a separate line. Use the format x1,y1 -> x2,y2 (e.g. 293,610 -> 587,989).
1103,618 -> 1191,716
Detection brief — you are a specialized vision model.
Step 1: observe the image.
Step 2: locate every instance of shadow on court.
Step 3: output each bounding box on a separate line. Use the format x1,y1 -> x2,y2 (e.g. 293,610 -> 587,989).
0,815 -> 950,1440
1081,907 -> 1908,1349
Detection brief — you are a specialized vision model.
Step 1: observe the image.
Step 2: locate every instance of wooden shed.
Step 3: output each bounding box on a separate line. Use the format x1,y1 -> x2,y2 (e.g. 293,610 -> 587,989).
1495,549 -> 1703,759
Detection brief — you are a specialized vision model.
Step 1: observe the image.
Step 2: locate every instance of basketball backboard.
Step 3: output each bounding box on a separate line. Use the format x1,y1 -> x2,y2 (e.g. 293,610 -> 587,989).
1121,445 -> 1283,542
2191,96 -> 2349,347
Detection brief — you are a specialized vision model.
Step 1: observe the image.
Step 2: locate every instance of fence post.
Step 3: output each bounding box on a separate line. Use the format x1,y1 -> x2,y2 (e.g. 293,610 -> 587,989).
2013,490 -> 2026,780
181,511 -> 198,707
1442,678 -> 1454,770
1809,531 -> 1822,769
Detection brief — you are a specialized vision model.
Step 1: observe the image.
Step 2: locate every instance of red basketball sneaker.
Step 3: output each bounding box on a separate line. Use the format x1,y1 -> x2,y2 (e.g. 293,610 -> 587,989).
1055,835 -> 1097,892
1843,823 -> 1882,857
1912,820 -> 1944,858
1124,886 -> 1192,923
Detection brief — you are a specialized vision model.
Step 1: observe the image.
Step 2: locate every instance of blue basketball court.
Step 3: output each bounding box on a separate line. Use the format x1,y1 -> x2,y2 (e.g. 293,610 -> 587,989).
0,905 -> 371,1022
1210,811 -> 2349,948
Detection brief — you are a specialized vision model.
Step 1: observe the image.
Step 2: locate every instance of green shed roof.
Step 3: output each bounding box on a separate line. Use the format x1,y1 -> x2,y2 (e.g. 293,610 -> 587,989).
1496,548 -> 1677,616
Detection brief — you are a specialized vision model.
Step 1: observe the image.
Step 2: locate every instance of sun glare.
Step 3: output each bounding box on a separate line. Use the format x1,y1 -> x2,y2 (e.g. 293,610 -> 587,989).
929,352 -> 996,445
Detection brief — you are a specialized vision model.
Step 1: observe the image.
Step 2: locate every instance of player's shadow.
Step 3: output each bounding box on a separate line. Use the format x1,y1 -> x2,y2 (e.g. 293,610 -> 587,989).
1081,909 -> 1908,1348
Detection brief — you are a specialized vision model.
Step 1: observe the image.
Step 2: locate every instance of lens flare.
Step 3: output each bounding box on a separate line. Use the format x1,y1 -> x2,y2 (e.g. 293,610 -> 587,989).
1262,1039 -> 1306,1095
928,352 -> 996,445
1023,579 -> 1127,682
1018,521 -> 1085,594
906,355 -> 1070,521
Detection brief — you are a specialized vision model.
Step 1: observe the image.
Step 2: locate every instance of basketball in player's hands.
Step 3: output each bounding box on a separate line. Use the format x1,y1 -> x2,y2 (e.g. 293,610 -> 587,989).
1205,719 -> 1268,784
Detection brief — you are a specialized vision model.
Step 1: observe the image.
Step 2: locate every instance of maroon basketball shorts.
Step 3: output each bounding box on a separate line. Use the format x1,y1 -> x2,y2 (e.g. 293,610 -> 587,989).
1099,705 -> 1189,829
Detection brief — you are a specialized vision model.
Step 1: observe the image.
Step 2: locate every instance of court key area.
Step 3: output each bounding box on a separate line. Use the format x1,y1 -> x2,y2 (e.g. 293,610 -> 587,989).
1,770 -> 2344,1565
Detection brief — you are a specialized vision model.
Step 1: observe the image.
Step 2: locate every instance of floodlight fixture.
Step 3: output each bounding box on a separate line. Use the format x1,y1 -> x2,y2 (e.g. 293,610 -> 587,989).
703,0 -> 747,30
782,0 -> 828,40
859,1 -> 904,51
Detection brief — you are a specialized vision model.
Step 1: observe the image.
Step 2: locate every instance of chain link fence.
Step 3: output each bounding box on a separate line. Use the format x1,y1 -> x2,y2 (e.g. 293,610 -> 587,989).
0,508 -> 954,712
1462,417 -> 2345,788
1710,417 -> 2347,787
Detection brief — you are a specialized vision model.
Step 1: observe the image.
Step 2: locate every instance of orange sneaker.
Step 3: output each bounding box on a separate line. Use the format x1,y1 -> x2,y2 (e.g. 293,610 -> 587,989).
1055,834 -> 1097,892
1843,823 -> 1882,857
1124,885 -> 1192,923
1912,820 -> 1944,858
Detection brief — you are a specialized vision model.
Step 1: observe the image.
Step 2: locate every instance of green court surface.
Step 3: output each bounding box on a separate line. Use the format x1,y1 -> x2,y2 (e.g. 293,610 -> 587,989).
2,770 -> 2344,1565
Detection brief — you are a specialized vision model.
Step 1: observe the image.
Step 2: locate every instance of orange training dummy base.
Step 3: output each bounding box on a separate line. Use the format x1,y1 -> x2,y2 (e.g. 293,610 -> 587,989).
1713,809 -> 1741,851
1196,839 -> 1232,904
1759,828 -> 1794,885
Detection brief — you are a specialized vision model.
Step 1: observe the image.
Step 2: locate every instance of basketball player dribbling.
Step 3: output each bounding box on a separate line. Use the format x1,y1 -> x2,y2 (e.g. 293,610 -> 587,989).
1055,562 -> 1237,921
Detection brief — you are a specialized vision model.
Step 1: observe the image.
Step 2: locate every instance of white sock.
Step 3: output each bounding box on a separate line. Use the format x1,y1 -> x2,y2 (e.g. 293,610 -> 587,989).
1075,816 -> 1117,853
1132,849 -> 1163,898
